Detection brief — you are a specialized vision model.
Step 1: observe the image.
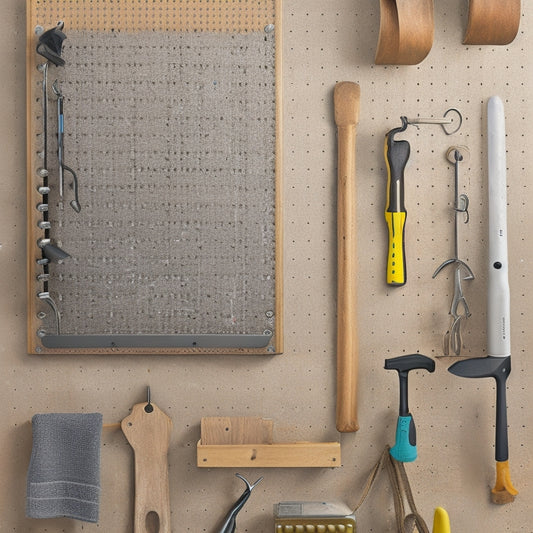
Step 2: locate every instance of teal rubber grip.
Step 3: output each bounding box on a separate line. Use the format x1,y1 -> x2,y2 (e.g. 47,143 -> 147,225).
390,415 -> 417,462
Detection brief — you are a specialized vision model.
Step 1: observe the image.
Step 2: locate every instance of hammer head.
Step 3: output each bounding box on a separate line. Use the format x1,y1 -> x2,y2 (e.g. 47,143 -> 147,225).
385,354 -> 435,375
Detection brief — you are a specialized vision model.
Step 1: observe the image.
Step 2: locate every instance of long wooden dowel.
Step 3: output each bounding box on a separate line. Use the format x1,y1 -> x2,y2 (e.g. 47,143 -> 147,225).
334,82 -> 361,432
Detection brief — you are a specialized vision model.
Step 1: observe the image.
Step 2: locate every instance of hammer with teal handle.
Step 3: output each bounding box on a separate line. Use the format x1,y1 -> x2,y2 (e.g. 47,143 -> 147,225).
385,354 -> 435,462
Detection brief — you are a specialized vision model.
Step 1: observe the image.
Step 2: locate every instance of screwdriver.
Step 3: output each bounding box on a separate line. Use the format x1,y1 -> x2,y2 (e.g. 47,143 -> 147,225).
384,117 -> 410,286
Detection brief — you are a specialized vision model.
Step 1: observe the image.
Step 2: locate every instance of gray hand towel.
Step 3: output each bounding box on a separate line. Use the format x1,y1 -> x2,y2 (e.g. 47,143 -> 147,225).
26,412 -> 103,523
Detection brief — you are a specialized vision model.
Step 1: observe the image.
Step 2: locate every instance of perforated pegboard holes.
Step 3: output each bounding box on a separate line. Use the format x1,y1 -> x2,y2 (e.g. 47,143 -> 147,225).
30,0 -> 275,33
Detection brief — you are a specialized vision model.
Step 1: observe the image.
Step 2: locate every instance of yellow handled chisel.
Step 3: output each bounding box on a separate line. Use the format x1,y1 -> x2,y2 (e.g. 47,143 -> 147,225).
384,117 -> 410,286
432,507 -> 451,533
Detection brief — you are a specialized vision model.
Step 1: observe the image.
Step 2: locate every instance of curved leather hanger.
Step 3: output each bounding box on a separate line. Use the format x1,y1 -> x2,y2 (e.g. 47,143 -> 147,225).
375,0 -> 434,65
464,0 -> 521,45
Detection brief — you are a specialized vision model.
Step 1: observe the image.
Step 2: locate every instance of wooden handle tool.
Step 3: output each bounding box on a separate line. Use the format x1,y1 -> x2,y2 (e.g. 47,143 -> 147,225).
122,399 -> 173,533
334,81 -> 361,432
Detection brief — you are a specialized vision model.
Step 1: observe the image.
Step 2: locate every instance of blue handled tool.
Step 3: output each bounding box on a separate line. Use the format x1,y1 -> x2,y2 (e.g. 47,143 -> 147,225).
385,354 -> 435,462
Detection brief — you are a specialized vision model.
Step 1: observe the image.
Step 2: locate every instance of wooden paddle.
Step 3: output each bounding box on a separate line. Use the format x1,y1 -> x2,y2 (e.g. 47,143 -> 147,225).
122,399 -> 173,533
334,82 -> 361,432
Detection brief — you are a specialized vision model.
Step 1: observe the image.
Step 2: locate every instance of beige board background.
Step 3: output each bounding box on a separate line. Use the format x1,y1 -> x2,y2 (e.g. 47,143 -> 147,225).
1,0 -> 532,531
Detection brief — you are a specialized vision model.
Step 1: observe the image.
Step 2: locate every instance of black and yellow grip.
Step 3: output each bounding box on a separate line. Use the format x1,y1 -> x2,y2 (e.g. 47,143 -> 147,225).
384,120 -> 410,287
385,211 -> 406,286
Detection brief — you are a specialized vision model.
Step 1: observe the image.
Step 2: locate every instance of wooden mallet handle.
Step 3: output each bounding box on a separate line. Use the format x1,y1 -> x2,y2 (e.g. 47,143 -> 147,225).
334,82 -> 361,432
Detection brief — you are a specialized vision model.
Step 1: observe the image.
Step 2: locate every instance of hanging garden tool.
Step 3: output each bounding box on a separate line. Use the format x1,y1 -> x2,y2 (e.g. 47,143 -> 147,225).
384,109 -> 462,286
448,96 -> 518,504
385,354 -> 435,462
216,473 -> 263,533
433,147 -> 474,356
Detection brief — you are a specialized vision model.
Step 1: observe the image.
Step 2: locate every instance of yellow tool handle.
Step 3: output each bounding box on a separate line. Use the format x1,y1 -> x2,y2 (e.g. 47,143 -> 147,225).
385,211 -> 406,285
384,123 -> 409,287
432,507 -> 451,533
492,460 -> 518,504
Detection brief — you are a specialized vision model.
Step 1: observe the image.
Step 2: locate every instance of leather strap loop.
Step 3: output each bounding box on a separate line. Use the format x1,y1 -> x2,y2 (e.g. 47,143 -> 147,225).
354,445 -> 430,533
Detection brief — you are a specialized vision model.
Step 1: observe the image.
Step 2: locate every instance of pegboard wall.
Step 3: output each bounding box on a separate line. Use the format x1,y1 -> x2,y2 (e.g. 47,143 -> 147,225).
1,0 -> 531,531
25,0 -> 283,354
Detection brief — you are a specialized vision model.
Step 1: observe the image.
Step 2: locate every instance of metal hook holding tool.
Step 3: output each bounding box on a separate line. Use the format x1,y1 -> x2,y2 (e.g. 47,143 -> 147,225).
216,473 -> 263,533
52,80 -> 81,213
405,108 -> 463,135
433,147 -> 474,356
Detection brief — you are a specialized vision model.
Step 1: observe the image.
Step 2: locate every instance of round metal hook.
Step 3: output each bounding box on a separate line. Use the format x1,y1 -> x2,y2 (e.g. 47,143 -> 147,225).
441,108 -> 462,135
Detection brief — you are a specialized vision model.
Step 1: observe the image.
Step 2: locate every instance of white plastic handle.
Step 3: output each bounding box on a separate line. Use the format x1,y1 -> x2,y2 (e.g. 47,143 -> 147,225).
487,96 -> 511,358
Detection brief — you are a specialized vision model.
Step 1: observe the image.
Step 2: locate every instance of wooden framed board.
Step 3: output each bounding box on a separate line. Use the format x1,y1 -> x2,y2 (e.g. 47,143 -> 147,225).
26,0 -> 283,355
